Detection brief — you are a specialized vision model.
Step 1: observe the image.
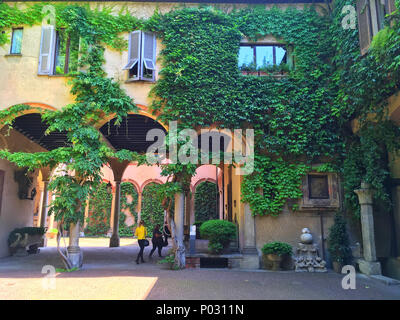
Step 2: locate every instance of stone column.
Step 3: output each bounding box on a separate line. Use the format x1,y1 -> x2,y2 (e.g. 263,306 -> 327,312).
110,180 -> 121,247
39,180 -> 49,247
67,221 -> 82,269
354,182 -> 382,275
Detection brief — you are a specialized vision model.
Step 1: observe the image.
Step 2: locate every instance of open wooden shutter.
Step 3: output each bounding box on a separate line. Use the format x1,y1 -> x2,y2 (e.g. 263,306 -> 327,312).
38,26 -> 56,75
123,30 -> 141,72
387,0 -> 397,13
357,0 -> 373,55
141,32 -> 156,81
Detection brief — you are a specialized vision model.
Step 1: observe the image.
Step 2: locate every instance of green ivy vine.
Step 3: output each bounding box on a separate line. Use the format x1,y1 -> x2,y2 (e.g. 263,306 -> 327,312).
1,1 -> 400,221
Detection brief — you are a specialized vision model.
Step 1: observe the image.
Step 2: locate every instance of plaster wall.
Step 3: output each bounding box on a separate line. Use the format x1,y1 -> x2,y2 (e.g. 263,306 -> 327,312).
254,208 -> 335,264
0,1 -> 325,112
0,129 -> 47,258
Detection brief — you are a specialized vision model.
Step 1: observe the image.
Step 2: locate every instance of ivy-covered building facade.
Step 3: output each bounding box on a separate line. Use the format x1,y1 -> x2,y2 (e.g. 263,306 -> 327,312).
0,0 -> 400,276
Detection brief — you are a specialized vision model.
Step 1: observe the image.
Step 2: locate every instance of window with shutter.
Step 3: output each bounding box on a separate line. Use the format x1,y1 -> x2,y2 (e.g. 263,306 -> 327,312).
124,31 -> 156,82
141,32 -> 156,81
38,26 -> 56,75
124,31 -> 141,80
387,0 -> 397,14
356,0 -> 373,55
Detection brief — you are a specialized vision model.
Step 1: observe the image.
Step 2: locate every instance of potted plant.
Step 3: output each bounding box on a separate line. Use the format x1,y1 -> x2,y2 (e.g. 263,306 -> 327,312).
199,220 -> 236,254
328,213 -> 352,273
47,228 -> 58,239
240,62 -> 258,75
261,241 -> 292,271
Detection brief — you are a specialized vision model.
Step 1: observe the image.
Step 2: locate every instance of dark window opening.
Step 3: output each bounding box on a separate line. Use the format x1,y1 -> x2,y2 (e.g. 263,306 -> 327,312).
308,175 -> 329,199
54,30 -> 79,75
200,257 -> 228,268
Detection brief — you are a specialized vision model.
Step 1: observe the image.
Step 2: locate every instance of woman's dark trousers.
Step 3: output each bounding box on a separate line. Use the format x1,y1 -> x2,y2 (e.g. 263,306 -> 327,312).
149,239 -> 162,257
137,239 -> 146,263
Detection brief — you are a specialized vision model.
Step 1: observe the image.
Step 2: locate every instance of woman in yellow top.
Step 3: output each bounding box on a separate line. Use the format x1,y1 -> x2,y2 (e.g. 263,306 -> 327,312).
135,220 -> 148,264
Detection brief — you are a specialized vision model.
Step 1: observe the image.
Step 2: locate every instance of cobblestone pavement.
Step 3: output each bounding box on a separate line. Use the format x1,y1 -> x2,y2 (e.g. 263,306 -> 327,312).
0,238 -> 399,300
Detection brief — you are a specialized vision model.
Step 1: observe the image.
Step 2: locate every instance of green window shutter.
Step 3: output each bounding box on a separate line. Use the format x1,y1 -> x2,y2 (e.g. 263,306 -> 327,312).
38,26 -> 56,75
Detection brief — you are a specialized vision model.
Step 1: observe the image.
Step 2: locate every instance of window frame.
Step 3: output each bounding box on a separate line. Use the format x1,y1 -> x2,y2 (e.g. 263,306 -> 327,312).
308,174 -> 330,200
10,27 -> 23,55
124,30 -> 156,82
53,29 -> 79,76
239,43 -> 288,68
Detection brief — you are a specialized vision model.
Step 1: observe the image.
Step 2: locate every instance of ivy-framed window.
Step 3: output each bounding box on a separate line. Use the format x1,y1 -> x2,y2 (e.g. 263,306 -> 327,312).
308,175 -> 329,199
10,28 -> 23,54
357,0 -> 396,55
238,43 -> 290,74
38,26 -> 79,75
53,29 -> 79,75
123,30 -> 156,82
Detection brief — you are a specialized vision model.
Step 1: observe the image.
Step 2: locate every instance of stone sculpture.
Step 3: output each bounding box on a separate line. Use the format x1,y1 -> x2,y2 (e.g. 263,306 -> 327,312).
294,228 -> 327,272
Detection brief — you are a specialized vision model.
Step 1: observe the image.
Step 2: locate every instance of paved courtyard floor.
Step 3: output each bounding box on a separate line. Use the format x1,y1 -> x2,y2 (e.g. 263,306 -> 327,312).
0,237 -> 399,300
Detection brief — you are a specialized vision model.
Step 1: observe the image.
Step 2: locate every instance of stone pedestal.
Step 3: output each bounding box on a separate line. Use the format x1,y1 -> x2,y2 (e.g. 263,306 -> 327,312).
357,258 -> 382,275
295,243 -> 327,272
67,222 -> 82,269
354,182 -> 381,275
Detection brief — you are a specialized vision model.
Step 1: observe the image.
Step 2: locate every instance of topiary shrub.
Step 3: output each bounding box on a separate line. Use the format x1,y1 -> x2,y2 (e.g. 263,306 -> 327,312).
328,213 -> 352,265
199,220 -> 236,254
261,241 -> 292,256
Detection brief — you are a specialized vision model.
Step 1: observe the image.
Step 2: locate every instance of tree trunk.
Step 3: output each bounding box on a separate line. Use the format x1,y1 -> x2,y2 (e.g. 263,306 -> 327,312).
173,192 -> 186,269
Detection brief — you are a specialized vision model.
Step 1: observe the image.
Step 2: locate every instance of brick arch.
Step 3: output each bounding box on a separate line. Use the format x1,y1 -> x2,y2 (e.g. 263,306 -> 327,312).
192,178 -> 217,194
0,102 -> 57,130
94,104 -> 168,131
140,178 -> 164,193
121,179 -> 141,195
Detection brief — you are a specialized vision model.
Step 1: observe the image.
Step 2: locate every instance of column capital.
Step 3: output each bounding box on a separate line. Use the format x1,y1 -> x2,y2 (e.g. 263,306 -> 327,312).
354,182 -> 374,205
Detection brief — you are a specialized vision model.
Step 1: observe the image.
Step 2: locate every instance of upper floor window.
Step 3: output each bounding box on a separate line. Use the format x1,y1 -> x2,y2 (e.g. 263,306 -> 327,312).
38,26 -> 79,76
123,30 -> 156,82
54,30 -> 79,75
10,28 -> 23,54
239,43 -> 292,76
357,0 -> 396,55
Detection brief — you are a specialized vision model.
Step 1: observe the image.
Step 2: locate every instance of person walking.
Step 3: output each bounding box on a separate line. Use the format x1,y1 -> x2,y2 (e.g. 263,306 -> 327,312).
149,224 -> 163,258
135,220 -> 148,264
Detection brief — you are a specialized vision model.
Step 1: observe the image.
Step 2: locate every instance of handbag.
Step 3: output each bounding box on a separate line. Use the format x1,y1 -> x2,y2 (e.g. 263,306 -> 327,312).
143,239 -> 150,247
162,235 -> 168,247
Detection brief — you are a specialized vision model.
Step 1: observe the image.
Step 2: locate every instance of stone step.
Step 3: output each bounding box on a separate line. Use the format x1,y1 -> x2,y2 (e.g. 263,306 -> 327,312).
369,275 -> 400,286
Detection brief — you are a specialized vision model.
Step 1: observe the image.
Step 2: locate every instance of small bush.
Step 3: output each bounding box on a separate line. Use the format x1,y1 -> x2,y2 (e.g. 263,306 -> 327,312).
262,241 -> 292,256
200,220 -> 236,254
328,213 -> 352,264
